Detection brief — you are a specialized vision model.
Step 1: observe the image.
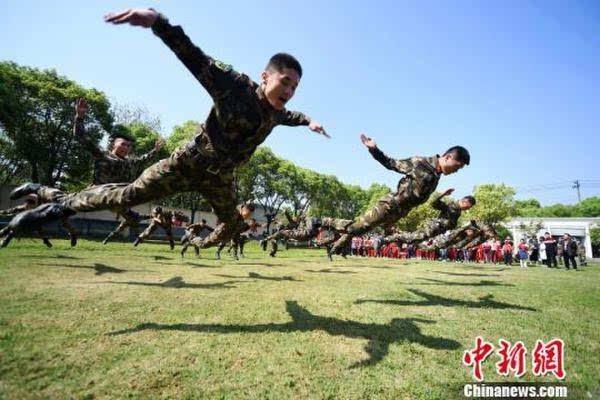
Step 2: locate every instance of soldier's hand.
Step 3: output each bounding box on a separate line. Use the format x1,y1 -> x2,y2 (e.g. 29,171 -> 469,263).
308,121 -> 330,138
154,139 -> 163,151
75,98 -> 88,119
104,8 -> 159,28
441,188 -> 455,196
360,134 -> 377,149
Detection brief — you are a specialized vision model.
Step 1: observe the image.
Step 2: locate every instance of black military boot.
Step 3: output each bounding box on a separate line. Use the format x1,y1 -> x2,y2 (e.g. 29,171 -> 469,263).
10,183 -> 42,200
43,237 -> 53,248
133,237 -> 142,247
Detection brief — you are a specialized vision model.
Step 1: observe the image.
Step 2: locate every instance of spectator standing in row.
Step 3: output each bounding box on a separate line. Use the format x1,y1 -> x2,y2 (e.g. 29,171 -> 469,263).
562,233 -> 578,270
502,237 -> 513,266
538,236 -> 547,267
543,232 -> 558,268
517,239 -> 529,268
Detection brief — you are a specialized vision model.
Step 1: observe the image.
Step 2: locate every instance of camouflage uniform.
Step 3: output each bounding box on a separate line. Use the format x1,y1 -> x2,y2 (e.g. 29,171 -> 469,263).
419,222 -> 480,251
576,240 -> 587,266
330,147 -> 441,254
381,193 -> 461,245
0,204 -> 75,248
180,221 -> 214,257
23,14 -> 312,247
190,214 -> 254,257
0,200 -> 77,246
102,209 -> 151,244
135,208 -> 175,249
267,216 -> 351,256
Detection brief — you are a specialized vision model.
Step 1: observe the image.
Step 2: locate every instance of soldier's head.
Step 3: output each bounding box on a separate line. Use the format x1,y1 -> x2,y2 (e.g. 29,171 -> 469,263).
200,219 -> 207,225
24,196 -> 38,210
261,53 -> 303,110
465,228 -> 477,238
481,224 -> 497,239
152,206 -> 163,215
439,146 -> 470,175
110,125 -> 134,158
458,195 -> 476,210
240,203 -> 255,220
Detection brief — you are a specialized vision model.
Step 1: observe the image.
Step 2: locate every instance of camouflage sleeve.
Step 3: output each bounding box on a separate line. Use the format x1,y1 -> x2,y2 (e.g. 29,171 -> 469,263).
73,116 -> 104,160
129,147 -> 159,167
278,110 -> 311,127
368,147 -> 413,174
430,193 -> 449,213
151,14 -> 242,99
0,205 -> 26,217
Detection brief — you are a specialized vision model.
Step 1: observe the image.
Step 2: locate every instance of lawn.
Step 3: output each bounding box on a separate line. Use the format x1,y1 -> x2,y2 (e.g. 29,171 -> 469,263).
1,239 -> 598,399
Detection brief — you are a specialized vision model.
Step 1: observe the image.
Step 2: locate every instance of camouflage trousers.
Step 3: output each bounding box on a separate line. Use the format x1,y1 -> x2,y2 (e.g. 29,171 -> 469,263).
267,217 -> 349,255
138,221 -> 174,244
382,218 -> 451,245
41,142 -> 244,245
103,210 -> 144,243
330,193 -> 414,253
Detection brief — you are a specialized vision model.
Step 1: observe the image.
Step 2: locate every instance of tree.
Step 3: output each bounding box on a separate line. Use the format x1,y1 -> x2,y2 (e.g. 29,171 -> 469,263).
518,221 -> 544,239
463,184 -> 516,225
0,61 -> 113,187
158,120 -> 210,222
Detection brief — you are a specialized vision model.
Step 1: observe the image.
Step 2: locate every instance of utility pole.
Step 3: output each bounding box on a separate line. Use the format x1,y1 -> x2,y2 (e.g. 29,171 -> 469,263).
572,180 -> 581,203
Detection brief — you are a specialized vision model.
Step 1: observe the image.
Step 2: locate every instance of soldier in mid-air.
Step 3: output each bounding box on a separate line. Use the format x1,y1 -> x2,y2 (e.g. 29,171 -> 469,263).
8,8 -> 328,249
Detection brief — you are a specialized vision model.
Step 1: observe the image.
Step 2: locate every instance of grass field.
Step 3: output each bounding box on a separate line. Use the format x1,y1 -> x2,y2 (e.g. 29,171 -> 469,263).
0,239 -> 598,399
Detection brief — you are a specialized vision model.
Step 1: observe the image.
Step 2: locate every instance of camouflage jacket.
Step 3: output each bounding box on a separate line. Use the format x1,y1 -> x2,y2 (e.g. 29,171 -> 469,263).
74,117 -> 159,185
186,222 -> 215,235
369,147 -> 441,207
0,204 -> 28,217
151,15 -> 311,168
151,210 -> 173,226
430,193 -> 462,230
422,223 -> 478,250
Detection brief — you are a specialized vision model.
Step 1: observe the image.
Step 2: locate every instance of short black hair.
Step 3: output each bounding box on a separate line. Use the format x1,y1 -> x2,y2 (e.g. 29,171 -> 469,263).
25,197 -> 37,205
242,203 -> 256,212
266,53 -> 303,78
443,146 -> 470,165
463,195 -> 476,206
110,124 -> 134,145
201,219 -> 207,224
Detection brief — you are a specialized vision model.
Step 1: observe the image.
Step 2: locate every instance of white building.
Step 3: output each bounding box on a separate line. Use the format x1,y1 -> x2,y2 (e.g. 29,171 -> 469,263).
506,217 -> 600,259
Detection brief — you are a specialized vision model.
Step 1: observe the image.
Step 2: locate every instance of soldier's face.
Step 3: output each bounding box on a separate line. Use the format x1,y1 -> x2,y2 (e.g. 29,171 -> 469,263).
261,67 -> 300,110
240,206 -> 254,220
112,138 -> 132,158
465,229 -> 475,237
458,198 -> 473,210
439,154 -> 465,175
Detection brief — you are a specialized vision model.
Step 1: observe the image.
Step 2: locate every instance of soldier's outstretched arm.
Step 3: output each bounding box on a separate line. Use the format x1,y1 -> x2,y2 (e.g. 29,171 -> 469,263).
278,111 -> 330,139
431,189 -> 454,211
104,9 -> 242,100
73,98 -> 104,159
360,134 -> 412,174
0,205 -> 25,217
129,139 -> 162,165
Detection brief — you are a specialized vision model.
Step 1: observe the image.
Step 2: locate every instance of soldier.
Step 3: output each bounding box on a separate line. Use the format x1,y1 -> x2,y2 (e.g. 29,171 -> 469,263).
0,195 -> 77,247
576,239 -> 587,266
102,209 -> 151,245
180,219 -> 214,258
0,204 -> 76,248
10,99 -> 162,244
133,206 -> 178,249
9,8 -> 328,248
418,221 -> 481,252
329,134 -> 470,255
381,189 -> 476,245
189,204 -> 257,259
267,216 -> 352,259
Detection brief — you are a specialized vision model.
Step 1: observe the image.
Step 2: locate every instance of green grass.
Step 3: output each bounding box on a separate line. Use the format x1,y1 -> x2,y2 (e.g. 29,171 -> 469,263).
1,239 -> 598,399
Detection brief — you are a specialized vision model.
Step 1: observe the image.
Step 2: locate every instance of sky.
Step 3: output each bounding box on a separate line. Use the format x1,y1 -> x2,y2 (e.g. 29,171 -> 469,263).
2,0 -> 599,205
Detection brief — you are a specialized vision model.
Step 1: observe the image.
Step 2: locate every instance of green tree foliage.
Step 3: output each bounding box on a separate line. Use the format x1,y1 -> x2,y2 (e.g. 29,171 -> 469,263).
463,184 -> 516,224
0,61 -> 112,187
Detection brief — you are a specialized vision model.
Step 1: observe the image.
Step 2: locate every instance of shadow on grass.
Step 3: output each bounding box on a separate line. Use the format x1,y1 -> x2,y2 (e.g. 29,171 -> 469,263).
108,300 -> 461,368
236,262 -> 286,267
355,289 -> 537,311
305,268 -> 358,275
42,263 -> 127,275
414,278 -> 515,287
212,272 -> 302,282
22,254 -> 79,260
106,276 -> 243,289
432,271 -> 502,277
